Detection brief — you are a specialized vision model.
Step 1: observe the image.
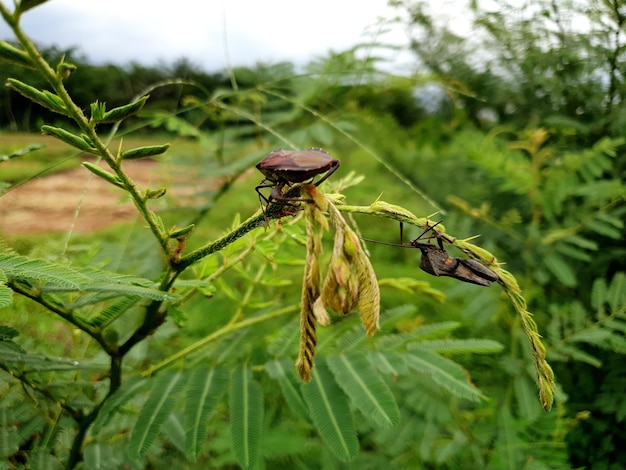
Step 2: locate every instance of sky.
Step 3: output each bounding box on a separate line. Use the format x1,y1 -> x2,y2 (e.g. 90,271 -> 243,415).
0,0 -> 410,72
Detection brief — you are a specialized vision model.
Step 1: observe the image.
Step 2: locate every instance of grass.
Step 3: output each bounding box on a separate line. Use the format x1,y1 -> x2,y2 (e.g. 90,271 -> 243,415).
0,132 -> 79,182
0,131 -> 207,183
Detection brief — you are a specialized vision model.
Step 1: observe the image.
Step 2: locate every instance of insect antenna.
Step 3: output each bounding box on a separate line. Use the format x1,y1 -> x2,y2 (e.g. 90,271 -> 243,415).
362,220 -> 444,249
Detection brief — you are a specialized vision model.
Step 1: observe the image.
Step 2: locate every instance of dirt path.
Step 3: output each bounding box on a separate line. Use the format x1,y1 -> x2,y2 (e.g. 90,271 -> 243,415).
0,160 -> 210,235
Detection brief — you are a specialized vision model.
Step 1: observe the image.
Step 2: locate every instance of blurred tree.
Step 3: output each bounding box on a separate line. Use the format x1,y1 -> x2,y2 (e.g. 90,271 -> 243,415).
389,1 -> 626,467
390,0 -> 626,146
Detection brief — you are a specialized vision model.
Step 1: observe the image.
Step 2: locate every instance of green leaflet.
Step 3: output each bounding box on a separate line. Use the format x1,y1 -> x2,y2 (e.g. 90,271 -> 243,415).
543,254 -> 577,287
327,353 -> 399,428
91,377 -> 151,435
42,125 -> 97,153
367,351 -> 409,377
513,375 -> 543,422
607,272 -> 626,314
266,359 -> 310,421
0,281 -> 12,307
16,0 -> 50,14
301,361 -> 358,462
76,296 -> 141,329
0,40 -> 33,67
122,143 -> 171,160
0,342 -> 106,373
6,79 -> 66,114
129,370 -> 185,458
184,368 -> 228,461
376,321 -> 461,351
84,443 -> 121,470
0,144 -> 44,162
98,96 -> 149,123
229,366 -> 263,470
409,338 -> 505,355
24,448 -> 61,469
405,350 -> 484,402
490,407 -> 524,469
0,249 -> 89,289
267,318 -> 300,357
41,281 -> 177,301
0,248 -> 178,303
82,162 -> 124,188
163,413 -> 186,455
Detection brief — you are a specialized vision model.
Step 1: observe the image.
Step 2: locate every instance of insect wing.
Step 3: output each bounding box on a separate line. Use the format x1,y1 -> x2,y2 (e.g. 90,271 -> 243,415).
445,259 -> 494,286
458,259 -> 499,282
284,149 -> 338,182
256,148 -> 294,179
256,148 -> 338,183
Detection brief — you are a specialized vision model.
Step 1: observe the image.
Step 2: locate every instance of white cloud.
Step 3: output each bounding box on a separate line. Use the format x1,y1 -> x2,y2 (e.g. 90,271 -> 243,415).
0,0 -> 405,71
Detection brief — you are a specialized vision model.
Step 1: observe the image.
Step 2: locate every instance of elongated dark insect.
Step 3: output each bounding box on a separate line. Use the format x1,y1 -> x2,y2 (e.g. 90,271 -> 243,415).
363,222 -> 499,287
255,148 -> 340,212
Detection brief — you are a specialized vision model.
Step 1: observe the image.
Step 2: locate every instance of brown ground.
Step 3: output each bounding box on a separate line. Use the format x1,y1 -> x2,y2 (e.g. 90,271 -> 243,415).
0,160 -> 212,235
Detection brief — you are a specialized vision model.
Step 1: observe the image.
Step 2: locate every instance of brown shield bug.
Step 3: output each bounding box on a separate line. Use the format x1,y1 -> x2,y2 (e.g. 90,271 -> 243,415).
255,148 -> 340,212
363,222 -> 499,287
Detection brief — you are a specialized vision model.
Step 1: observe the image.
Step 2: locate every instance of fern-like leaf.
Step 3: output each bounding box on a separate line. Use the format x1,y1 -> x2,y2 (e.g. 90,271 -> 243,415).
129,370 -> 185,458
591,276 -> 608,314
0,250 -> 88,288
409,338 -> 504,355
77,296 -> 141,329
83,442 -> 121,470
229,366 -> 263,470
377,321 -> 461,351
41,282 -> 177,301
378,304 -> 419,329
267,318 -> 300,357
607,272 -> 626,314
513,375 -> 542,422
367,351 -> 409,377
91,377 -> 151,435
332,324 -> 371,352
327,354 -> 399,428
1,249 -> 178,303
163,412 -> 186,455
301,361 -> 358,461
544,254 -> 577,287
490,406 -> 524,468
265,359 -> 309,421
0,270 -> 11,307
0,341 -> 107,373
184,368 -> 228,461
405,350 -> 484,402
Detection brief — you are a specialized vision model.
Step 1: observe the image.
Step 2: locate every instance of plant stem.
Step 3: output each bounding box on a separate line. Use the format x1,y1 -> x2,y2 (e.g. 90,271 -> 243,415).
177,186 -> 303,270
142,304 -> 297,376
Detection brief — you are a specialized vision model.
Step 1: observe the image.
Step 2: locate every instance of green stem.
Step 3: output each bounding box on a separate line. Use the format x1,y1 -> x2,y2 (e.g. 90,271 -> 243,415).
177,185 -> 303,270
143,304 -> 297,376
7,281 -> 113,353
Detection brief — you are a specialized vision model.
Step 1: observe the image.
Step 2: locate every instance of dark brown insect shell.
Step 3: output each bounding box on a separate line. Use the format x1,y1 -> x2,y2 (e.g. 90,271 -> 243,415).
256,148 -> 339,184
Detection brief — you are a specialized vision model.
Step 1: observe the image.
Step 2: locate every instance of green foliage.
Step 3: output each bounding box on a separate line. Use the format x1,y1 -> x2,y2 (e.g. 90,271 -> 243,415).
229,367 -> 263,469
184,368 -> 228,461
326,353 -> 400,428
129,370 -> 185,458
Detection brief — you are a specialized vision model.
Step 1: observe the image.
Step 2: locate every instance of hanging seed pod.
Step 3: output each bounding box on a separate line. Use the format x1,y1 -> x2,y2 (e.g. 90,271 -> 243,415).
296,197 -> 325,382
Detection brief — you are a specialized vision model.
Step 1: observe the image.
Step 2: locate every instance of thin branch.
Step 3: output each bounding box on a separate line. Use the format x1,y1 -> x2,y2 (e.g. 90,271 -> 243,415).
142,304 -> 298,376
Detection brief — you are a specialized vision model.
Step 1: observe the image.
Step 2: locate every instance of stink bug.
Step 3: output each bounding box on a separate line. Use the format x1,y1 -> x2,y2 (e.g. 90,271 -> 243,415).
255,148 -> 340,211
363,222 -> 499,287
